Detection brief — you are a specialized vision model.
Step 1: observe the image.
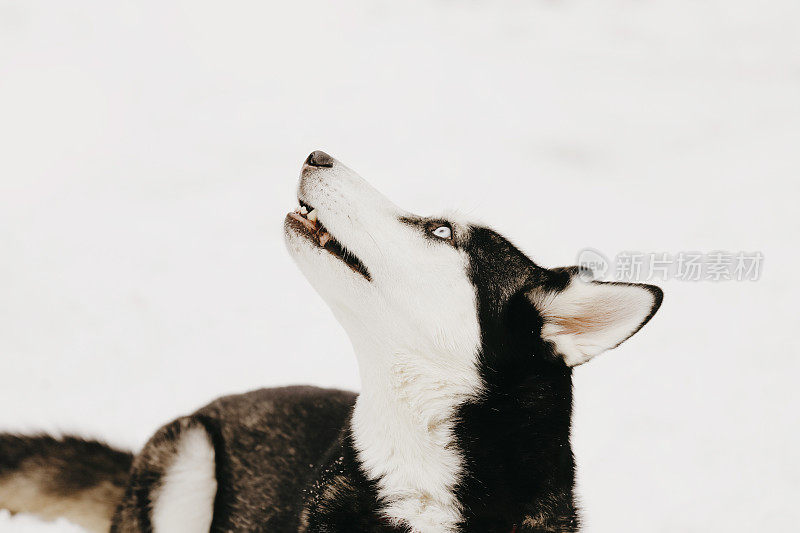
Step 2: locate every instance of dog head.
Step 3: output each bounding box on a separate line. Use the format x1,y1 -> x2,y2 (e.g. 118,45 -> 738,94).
284,151 -> 663,385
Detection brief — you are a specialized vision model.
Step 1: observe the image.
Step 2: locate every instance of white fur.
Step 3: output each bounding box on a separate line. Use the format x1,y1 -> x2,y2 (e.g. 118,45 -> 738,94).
536,278 -> 657,366
151,427 -> 217,533
285,158 -> 483,532
349,291 -> 482,533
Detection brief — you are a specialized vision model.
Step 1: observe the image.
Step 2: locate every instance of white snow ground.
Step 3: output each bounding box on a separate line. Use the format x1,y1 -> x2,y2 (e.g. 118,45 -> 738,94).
1,0 -> 798,531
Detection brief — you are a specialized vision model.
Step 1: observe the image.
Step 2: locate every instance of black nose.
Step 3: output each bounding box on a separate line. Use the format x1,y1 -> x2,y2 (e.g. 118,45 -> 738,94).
305,150 -> 334,168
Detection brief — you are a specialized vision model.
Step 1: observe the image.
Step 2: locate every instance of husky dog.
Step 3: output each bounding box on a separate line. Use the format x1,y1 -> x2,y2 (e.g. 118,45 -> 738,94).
0,151 -> 662,532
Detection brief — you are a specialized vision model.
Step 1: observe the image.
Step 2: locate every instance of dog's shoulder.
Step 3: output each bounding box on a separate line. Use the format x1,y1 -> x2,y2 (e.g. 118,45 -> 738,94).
298,429 -> 402,533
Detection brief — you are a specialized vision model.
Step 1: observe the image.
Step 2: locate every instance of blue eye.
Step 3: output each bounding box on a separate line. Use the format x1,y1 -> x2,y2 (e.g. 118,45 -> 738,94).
432,226 -> 452,239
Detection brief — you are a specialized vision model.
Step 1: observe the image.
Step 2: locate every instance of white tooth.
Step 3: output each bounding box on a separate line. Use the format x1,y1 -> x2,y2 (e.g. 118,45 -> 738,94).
307,209 -> 317,222
299,206 -> 308,215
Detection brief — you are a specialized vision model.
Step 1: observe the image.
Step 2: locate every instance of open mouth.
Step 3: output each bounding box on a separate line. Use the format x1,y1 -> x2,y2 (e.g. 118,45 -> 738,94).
286,201 -> 371,280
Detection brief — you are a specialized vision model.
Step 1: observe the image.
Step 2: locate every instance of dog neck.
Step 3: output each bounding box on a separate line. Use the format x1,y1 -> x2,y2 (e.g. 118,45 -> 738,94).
453,364 -> 579,531
348,335 -> 579,532
348,334 -> 482,533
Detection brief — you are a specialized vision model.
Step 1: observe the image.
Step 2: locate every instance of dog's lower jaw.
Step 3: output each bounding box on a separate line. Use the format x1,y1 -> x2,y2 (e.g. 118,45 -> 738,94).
350,350 -> 482,533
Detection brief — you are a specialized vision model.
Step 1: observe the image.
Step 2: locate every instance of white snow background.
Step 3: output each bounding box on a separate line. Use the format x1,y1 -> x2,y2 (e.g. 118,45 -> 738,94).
1,0 -> 798,531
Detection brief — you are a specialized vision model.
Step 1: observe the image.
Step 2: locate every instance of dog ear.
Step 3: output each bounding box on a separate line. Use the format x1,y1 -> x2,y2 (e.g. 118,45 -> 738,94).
529,267 -> 663,366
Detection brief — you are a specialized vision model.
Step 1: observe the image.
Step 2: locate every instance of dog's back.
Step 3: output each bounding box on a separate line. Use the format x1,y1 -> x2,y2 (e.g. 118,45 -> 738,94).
120,386 -> 356,532
196,386 -> 356,531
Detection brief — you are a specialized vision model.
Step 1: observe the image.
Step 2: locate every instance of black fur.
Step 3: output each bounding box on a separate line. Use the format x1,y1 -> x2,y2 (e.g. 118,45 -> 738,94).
0,434 -> 132,496
455,227 -> 580,531
0,434 -> 133,530
111,386 -> 361,532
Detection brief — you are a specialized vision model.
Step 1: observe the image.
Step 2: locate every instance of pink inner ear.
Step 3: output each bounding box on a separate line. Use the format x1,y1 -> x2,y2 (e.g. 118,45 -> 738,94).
547,295 -> 640,337
549,306 -> 619,336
